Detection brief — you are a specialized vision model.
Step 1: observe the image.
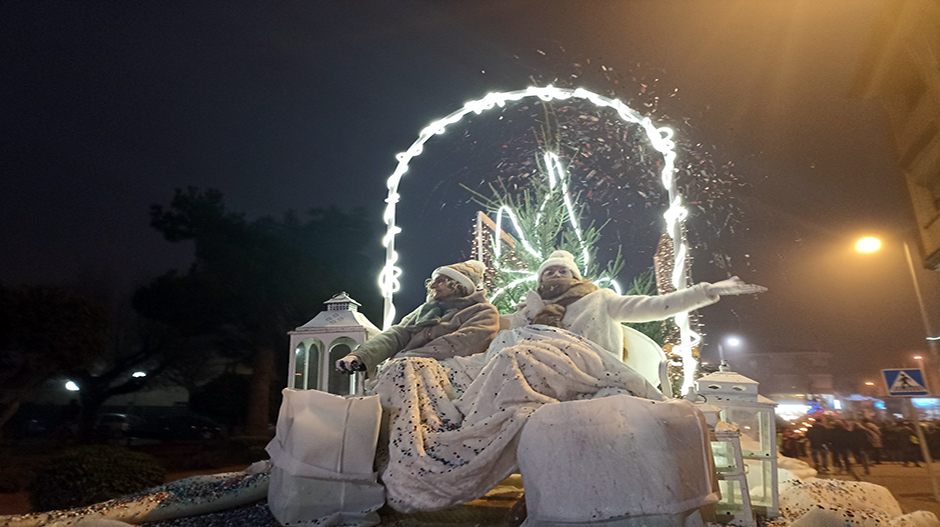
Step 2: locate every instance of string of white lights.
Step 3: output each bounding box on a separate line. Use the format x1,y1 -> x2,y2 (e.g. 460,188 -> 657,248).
483,151 -> 619,305
378,85 -> 698,394
493,205 -> 542,260
543,152 -> 591,270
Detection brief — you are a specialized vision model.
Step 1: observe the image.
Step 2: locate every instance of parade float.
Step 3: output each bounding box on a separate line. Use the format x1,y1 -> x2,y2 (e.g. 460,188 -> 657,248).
2,86 -> 938,527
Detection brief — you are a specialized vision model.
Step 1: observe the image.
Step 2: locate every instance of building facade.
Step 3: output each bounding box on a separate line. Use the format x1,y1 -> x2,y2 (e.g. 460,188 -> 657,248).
854,0 -> 940,270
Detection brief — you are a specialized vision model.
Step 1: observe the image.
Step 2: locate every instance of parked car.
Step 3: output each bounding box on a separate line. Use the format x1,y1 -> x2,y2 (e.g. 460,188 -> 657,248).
95,413 -> 147,439
151,414 -> 224,441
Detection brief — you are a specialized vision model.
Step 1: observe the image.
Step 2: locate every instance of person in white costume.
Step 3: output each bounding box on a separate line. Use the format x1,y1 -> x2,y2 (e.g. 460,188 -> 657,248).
368,249 -> 767,515
511,250 -> 764,356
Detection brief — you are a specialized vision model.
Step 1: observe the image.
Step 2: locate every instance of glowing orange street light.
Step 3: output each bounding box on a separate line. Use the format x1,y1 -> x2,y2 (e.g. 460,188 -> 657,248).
864,381 -> 875,386
855,237 -> 882,253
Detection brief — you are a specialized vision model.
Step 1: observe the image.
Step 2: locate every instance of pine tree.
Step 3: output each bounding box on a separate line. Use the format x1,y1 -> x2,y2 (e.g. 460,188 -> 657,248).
465,100 -> 700,349
466,155 -> 626,315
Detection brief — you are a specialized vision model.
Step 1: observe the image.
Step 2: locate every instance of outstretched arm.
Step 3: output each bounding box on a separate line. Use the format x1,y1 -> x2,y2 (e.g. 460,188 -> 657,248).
703,276 -> 767,297
605,277 -> 766,323
335,307 -> 423,374
335,325 -> 411,375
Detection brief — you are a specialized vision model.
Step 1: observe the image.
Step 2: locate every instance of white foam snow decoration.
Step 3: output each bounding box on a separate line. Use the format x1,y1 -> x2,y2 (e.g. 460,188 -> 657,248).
781,479 -> 902,517
0,471 -> 269,527
890,512 -> 940,527
777,454 -> 818,486
777,479 -> 939,527
44,521 -> 134,527
788,507 -> 940,527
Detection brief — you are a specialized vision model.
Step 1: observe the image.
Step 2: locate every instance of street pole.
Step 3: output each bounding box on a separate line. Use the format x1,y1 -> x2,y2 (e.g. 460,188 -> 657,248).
901,241 -> 940,503
903,241 -> 940,365
905,398 -> 940,503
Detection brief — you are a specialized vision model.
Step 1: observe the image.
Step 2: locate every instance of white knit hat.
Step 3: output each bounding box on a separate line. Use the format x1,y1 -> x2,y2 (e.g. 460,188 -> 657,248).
537,250 -> 582,280
432,259 -> 487,291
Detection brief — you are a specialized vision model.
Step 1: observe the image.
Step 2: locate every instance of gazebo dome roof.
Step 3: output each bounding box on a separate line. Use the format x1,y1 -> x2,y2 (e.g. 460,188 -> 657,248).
292,292 -> 380,337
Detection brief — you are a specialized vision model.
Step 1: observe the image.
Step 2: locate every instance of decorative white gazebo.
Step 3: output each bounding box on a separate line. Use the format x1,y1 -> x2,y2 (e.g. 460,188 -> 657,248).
697,361 -> 779,519
287,292 -> 381,395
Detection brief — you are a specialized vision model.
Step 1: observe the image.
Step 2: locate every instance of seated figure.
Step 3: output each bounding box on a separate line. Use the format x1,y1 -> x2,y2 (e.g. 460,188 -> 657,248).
335,259 -> 500,378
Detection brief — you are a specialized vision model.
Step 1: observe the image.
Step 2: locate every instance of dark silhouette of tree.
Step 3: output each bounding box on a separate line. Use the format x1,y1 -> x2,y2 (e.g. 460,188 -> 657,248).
0,283 -> 108,433
136,188 -> 378,436
65,312 -> 209,440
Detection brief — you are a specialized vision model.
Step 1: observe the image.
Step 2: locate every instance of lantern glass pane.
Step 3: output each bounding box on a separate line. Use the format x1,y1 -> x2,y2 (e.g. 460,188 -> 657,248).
328,343 -> 354,395
715,478 -> 748,512
294,343 -> 307,389
722,407 -> 773,456
710,440 -> 741,474
759,409 -> 774,456
744,458 -> 775,508
294,340 -> 321,390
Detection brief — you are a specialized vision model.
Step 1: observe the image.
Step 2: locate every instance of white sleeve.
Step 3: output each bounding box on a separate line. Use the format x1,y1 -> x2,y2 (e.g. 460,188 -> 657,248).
604,284 -> 718,323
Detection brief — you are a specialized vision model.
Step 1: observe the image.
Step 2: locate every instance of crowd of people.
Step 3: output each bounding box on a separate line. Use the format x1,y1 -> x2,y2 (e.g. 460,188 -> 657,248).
780,417 -> 931,474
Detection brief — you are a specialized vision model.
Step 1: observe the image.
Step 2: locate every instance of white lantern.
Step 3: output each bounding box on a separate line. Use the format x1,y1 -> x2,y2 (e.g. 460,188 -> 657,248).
697,361 -> 779,519
287,292 -> 380,395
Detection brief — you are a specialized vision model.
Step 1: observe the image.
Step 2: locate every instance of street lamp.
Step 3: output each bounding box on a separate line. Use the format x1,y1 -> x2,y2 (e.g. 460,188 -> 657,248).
717,335 -> 742,364
855,237 -> 882,253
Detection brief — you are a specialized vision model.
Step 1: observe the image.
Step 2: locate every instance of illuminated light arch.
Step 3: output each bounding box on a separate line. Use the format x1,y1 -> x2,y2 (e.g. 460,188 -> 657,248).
378,85 -> 700,395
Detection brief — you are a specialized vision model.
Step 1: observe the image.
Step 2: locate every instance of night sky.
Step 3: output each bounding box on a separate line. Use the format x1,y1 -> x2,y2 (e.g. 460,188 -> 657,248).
3,1 -> 938,391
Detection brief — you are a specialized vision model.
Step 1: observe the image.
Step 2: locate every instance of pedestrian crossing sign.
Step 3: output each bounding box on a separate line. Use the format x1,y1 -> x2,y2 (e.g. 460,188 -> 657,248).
882,368 -> 930,397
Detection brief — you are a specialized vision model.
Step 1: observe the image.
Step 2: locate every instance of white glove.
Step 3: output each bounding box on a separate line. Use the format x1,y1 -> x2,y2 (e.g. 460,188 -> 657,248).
705,276 -> 767,297
335,355 -> 365,374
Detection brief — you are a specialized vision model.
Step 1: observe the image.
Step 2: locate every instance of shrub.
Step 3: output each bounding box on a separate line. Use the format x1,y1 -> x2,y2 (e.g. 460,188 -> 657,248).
0,464 -> 32,493
30,445 -> 166,512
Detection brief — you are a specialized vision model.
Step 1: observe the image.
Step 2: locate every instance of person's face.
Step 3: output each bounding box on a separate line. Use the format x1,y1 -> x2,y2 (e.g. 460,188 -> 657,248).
429,275 -> 457,300
540,265 -> 573,282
